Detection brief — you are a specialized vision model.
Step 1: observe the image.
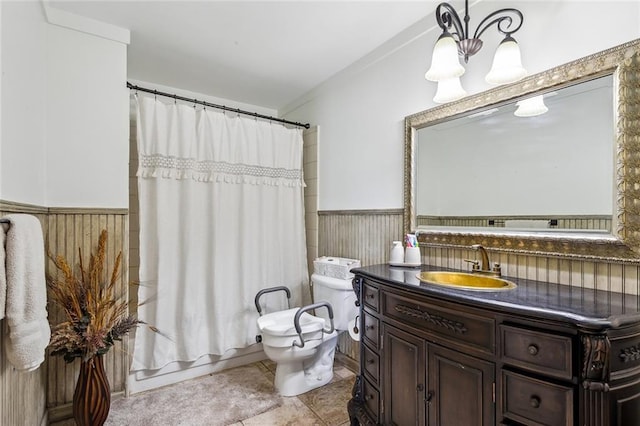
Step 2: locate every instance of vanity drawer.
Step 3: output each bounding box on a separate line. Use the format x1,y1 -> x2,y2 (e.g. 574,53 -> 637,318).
362,342 -> 380,385
610,333 -> 640,373
362,310 -> 379,349
362,281 -> 379,312
502,370 -> 573,426
500,325 -> 573,380
362,376 -> 380,423
383,291 -> 495,355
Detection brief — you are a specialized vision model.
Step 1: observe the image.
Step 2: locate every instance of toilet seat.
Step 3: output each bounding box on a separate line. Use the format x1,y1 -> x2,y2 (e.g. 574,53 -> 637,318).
257,308 -> 326,348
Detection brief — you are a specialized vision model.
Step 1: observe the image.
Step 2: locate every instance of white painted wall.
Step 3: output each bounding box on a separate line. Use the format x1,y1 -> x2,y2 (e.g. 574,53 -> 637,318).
0,1 -> 129,208
1,1 -> 48,205
282,1 -> 640,211
45,23 -> 128,208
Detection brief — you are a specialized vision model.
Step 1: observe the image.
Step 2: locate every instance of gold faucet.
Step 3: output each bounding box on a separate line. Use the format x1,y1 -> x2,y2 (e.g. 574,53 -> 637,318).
465,244 -> 502,277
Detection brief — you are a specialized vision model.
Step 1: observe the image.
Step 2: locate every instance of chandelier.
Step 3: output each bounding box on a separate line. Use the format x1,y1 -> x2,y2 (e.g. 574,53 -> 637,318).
425,0 -> 526,103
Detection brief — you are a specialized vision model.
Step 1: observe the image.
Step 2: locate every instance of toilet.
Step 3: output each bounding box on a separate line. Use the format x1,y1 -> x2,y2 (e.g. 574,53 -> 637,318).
255,273 -> 358,396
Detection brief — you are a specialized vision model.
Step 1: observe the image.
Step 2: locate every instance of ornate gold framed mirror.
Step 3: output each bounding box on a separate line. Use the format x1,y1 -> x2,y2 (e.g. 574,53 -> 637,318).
404,39 -> 640,262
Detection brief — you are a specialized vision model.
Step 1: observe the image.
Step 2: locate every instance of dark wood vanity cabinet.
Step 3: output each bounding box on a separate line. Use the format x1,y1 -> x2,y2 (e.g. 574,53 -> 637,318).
347,265 -> 640,426
383,324 -> 425,425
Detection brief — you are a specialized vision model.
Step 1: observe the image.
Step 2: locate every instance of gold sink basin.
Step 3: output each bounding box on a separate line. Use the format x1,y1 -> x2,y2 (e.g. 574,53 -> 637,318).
416,271 -> 517,291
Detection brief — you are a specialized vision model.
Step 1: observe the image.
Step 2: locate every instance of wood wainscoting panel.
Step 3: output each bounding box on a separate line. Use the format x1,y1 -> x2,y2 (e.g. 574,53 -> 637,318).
46,211 -> 129,413
1,202 -> 131,421
318,209 -> 404,362
318,209 -> 404,267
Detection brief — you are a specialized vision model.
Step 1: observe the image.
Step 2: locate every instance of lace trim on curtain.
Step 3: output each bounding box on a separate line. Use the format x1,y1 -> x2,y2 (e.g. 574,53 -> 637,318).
138,154 -> 305,186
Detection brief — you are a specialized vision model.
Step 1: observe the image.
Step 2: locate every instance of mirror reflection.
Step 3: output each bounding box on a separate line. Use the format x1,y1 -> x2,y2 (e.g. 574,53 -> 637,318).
415,75 -> 613,233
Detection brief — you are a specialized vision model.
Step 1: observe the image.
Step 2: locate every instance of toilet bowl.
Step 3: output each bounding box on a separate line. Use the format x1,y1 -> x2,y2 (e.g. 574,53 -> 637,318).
255,273 -> 358,396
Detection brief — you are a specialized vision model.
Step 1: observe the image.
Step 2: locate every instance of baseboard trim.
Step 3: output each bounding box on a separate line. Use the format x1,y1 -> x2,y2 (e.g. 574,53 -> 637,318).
335,351 -> 359,374
0,199 -> 128,215
0,200 -> 48,214
127,347 -> 267,395
318,208 -> 403,216
48,206 -> 128,215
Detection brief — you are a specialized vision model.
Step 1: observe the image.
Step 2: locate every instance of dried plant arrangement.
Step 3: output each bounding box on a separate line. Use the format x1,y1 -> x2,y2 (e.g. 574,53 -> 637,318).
47,229 -> 141,363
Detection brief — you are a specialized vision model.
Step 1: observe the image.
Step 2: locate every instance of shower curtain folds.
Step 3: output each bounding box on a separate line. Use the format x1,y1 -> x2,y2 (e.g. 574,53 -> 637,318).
132,95 -> 309,371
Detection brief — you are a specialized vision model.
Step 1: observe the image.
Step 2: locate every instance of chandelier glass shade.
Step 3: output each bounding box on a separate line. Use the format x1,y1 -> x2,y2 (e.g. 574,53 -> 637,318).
425,0 -> 526,103
485,36 -> 527,85
425,31 -> 465,81
433,77 -> 468,104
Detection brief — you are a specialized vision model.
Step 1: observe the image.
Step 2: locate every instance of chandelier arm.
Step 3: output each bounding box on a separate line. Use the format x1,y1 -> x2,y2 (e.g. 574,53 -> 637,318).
472,8 -> 523,40
435,2 -> 467,40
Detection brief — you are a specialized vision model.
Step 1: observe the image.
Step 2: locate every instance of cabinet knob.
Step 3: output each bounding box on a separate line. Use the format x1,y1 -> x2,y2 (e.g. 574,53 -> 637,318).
417,384 -> 424,392
530,395 -> 541,408
367,358 -> 375,365
366,325 -> 375,331
528,344 -> 539,355
425,391 -> 434,403
365,394 -> 374,401
367,293 -> 375,299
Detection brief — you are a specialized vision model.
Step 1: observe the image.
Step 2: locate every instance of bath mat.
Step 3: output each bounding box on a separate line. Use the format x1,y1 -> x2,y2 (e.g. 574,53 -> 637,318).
105,364 -> 282,425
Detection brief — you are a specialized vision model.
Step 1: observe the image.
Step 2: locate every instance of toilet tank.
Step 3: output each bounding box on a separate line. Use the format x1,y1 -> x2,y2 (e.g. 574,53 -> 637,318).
311,273 -> 357,331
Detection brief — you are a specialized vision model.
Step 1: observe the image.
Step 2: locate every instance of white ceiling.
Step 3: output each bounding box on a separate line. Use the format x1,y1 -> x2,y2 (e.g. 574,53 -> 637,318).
49,1 -> 437,110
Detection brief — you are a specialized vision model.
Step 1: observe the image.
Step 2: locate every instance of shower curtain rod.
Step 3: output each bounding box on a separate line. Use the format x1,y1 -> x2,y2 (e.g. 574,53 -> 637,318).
127,82 -> 310,129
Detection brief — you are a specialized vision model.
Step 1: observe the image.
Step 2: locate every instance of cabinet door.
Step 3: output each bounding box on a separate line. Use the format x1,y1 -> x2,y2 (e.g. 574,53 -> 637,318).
428,343 -> 495,426
383,324 -> 426,426
608,380 -> 640,426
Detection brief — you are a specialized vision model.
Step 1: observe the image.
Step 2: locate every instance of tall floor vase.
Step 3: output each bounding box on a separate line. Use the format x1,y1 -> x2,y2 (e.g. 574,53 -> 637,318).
73,355 -> 111,426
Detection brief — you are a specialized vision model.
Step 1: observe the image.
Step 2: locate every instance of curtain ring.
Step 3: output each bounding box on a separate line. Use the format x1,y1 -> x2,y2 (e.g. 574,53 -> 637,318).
194,99 -> 197,109
153,90 -> 157,100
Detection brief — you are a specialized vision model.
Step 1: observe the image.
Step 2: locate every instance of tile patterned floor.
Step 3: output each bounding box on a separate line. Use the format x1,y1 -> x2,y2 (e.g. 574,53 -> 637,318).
249,359 -> 355,426
51,359 -> 356,426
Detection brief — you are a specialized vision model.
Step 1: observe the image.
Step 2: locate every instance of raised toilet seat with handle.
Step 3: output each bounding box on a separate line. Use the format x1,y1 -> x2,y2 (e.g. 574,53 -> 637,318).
254,286 -> 335,348
254,286 -> 338,396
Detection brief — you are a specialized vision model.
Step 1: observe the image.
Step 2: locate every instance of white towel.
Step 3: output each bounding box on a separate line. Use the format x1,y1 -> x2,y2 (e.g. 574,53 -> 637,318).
2,214 -> 50,371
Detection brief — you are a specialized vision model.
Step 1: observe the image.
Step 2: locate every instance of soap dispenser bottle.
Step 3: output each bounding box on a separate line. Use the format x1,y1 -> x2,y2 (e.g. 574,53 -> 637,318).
390,241 -> 404,264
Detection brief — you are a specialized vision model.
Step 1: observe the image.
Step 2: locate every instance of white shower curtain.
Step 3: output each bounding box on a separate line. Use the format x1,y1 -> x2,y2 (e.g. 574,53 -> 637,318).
131,95 -> 308,371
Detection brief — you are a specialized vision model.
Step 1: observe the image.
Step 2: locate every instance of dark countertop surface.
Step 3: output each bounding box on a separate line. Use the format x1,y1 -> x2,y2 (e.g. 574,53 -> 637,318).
352,264 -> 640,330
